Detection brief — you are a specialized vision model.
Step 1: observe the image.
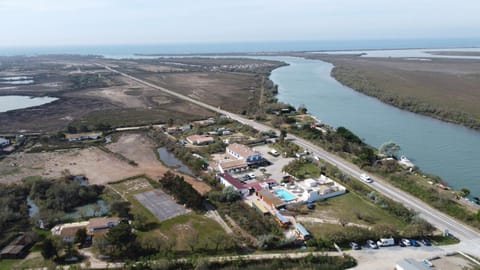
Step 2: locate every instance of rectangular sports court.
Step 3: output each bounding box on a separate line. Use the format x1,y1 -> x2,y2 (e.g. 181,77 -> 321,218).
134,189 -> 188,221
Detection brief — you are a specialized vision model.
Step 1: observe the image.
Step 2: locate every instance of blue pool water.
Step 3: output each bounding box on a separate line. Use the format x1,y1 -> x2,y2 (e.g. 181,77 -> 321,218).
274,189 -> 296,201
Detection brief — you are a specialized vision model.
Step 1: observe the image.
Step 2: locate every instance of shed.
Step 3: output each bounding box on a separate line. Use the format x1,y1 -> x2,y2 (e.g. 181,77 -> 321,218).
294,223 -> 311,240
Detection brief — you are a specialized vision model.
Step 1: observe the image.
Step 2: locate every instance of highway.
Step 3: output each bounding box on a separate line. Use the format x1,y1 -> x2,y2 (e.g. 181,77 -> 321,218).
98,63 -> 480,256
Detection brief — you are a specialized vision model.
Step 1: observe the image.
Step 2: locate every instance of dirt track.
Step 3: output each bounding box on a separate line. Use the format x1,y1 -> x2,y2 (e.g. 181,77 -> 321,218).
0,133 -> 211,194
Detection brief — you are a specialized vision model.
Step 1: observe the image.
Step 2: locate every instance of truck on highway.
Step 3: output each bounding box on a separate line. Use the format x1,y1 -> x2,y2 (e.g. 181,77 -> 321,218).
377,237 -> 395,247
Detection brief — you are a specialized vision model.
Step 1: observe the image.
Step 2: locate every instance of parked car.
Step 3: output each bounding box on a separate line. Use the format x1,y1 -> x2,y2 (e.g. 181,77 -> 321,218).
420,238 -> 432,246
350,242 -> 361,250
366,240 -> 378,249
399,241 -> 406,247
410,239 -> 421,247
401,238 -> 411,246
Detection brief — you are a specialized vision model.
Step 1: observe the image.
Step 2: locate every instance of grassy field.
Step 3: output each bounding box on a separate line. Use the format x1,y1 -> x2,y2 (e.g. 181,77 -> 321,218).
137,212 -> 231,252
308,192 -> 406,227
312,54 -> 480,129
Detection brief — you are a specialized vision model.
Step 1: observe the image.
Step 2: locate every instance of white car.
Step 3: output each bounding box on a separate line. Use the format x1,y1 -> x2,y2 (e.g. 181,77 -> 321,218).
360,173 -> 373,183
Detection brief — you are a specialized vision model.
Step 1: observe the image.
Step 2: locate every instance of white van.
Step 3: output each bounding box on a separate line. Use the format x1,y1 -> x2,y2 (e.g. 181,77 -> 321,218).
377,237 -> 395,247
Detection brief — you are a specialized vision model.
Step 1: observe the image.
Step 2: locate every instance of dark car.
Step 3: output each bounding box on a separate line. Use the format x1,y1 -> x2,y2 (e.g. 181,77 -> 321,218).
307,203 -> 315,210
420,239 -> 432,246
399,241 -> 406,247
410,239 -> 421,247
350,242 -> 361,250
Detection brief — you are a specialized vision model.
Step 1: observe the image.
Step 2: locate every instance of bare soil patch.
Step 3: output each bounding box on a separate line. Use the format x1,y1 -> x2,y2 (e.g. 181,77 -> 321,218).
142,72 -> 261,114
0,133 -> 211,194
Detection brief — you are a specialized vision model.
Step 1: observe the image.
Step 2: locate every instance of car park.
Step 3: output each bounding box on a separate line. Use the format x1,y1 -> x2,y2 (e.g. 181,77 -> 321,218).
350,242 -> 361,250
366,240 -> 378,249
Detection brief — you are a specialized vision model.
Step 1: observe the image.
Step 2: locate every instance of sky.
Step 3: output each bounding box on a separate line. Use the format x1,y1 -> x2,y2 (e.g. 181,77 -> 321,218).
1,0 -> 479,47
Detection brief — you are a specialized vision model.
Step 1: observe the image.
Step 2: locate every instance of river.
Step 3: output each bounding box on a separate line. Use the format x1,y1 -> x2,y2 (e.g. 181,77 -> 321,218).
261,56 -> 480,196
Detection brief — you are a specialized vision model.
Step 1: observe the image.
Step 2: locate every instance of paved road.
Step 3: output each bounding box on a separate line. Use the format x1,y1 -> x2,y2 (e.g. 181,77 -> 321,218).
98,63 -> 480,256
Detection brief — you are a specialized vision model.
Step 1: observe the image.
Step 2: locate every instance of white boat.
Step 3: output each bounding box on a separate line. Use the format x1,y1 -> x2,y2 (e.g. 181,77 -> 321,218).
399,155 -> 415,168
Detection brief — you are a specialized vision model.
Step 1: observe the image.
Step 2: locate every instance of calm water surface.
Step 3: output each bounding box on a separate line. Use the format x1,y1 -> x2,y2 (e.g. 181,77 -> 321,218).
264,56 -> 480,196
157,147 -> 194,176
0,95 -> 57,113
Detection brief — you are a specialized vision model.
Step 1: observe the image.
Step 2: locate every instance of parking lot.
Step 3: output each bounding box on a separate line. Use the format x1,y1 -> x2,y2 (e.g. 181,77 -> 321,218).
134,189 -> 188,221
250,145 -> 294,181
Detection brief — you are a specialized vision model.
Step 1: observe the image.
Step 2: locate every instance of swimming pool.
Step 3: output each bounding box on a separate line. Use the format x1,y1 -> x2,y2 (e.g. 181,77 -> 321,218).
274,189 -> 296,201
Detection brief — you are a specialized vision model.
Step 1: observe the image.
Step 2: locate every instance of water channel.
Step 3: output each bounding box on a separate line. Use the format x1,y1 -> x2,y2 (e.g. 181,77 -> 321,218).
261,56 -> 480,196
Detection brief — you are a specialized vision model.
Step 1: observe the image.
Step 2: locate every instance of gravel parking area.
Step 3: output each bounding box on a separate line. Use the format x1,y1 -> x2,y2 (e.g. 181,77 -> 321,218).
134,189 -> 188,221
252,145 -> 294,181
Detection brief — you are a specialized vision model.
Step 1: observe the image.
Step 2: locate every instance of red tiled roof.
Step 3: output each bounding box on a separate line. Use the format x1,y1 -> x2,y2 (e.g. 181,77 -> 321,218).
218,173 -> 245,189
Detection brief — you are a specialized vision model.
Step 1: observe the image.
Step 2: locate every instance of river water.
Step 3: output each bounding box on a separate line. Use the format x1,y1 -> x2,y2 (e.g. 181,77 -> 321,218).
262,56 -> 480,196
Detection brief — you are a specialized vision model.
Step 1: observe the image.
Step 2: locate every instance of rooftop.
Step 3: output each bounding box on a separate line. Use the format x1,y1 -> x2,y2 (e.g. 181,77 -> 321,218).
186,134 -> 215,143
218,159 -> 248,170
227,143 -> 255,158
87,217 -> 120,230
294,223 -> 310,237
257,189 -> 285,207
218,172 -> 246,190
64,132 -> 102,140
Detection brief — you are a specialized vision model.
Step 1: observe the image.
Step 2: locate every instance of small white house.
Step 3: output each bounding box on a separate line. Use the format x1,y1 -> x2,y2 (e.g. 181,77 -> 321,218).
286,175 -> 347,203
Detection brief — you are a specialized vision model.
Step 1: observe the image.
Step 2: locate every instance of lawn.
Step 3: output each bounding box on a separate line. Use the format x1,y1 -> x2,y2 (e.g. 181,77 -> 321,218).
137,212 -> 230,252
307,192 -> 406,227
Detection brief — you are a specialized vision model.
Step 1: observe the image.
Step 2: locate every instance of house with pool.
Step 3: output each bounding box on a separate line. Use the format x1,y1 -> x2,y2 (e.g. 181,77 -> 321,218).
260,175 -> 346,206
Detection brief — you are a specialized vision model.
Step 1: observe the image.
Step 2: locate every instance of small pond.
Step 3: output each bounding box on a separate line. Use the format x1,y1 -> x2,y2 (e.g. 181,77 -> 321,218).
157,147 -> 194,176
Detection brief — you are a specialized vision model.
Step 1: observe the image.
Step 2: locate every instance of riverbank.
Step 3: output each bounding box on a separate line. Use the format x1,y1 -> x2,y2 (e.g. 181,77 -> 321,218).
306,54 -> 480,131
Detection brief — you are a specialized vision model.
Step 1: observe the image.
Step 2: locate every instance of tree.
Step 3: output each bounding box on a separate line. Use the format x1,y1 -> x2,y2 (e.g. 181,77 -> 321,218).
105,221 -> 137,258
74,228 -> 87,245
110,201 -> 131,219
379,141 -> 401,158
460,188 -> 470,197
185,231 -> 199,252
279,129 -> 287,143
222,186 -> 241,202
41,237 -> 57,259
132,212 -> 148,231
209,231 -> 225,253
298,104 -> 308,114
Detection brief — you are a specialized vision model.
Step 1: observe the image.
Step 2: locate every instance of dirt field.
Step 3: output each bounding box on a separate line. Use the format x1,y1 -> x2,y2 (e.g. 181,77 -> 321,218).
141,71 -> 261,114
0,133 -> 211,194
